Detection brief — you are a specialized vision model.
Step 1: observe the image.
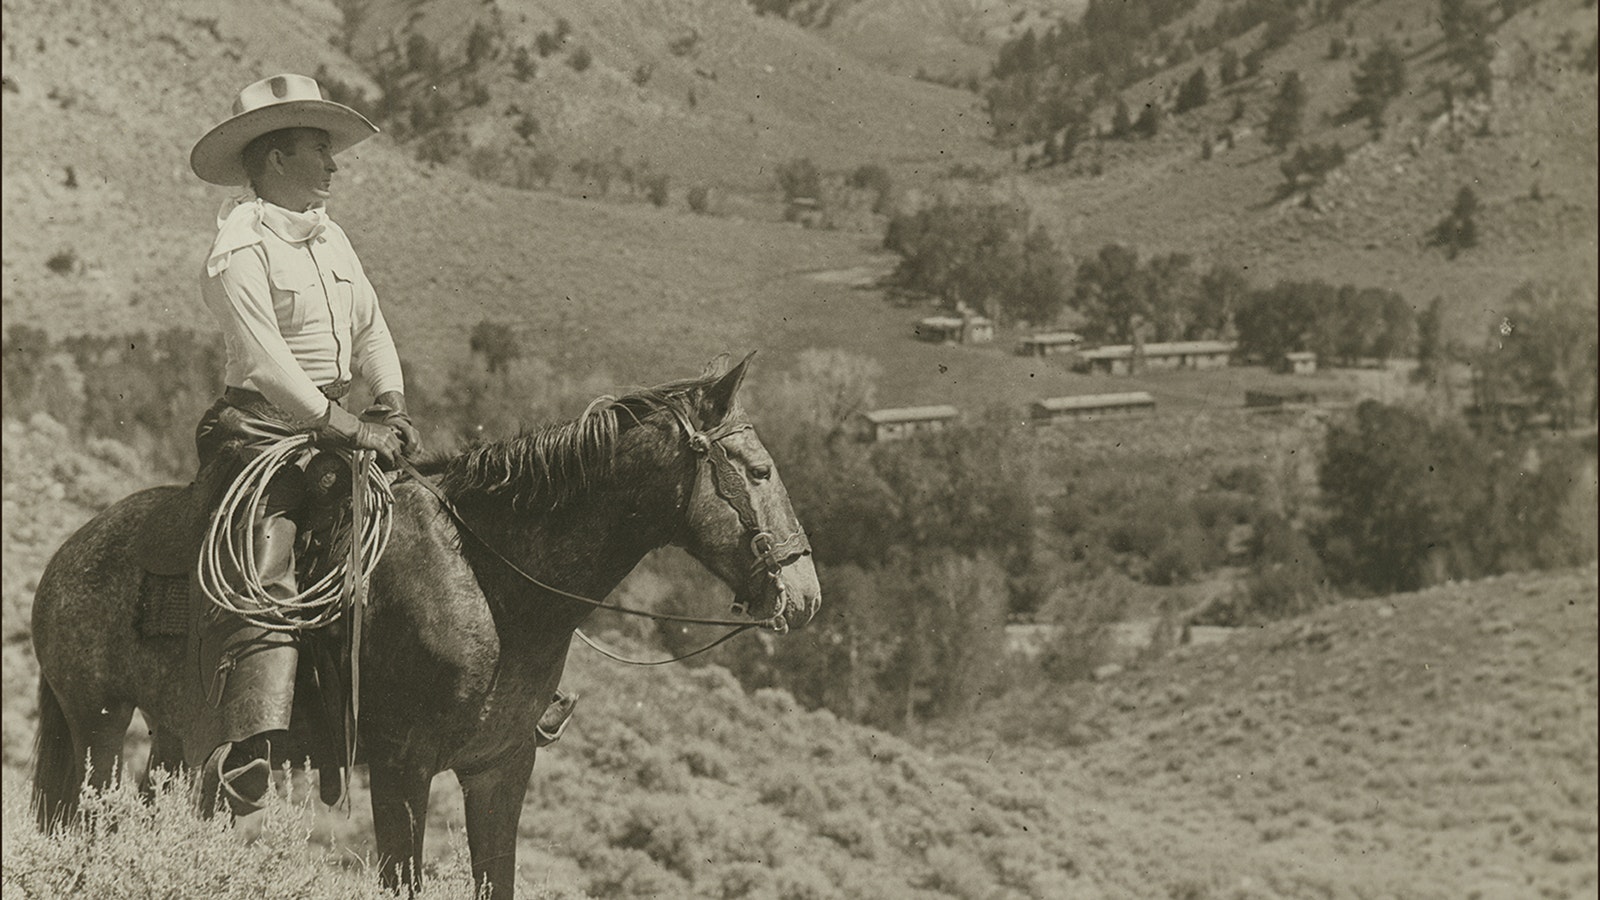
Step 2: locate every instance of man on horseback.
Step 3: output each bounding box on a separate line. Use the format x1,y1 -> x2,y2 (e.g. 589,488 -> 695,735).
189,74 -> 576,817
188,73 -> 419,815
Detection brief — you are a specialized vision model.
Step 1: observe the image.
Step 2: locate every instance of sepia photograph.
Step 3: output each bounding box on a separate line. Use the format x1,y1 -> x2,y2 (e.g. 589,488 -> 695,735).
2,0 -> 1596,897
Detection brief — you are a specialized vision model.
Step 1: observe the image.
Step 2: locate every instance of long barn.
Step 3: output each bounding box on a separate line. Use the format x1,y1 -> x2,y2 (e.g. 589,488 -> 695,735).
859,405 -> 960,442
1031,392 -> 1156,423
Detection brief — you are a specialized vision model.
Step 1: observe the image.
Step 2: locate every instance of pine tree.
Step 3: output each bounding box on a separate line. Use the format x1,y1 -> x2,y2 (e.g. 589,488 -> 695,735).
1351,40 -> 1406,128
1431,185 -> 1480,258
1175,67 -> 1210,113
1265,72 -> 1307,152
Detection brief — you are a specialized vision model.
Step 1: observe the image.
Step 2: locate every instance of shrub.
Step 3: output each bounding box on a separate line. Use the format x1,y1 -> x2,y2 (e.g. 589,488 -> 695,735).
848,163 -> 893,213
512,148 -> 560,189
643,173 -> 670,207
1174,67 -> 1209,113
414,128 -> 466,165
512,45 -> 538,81
468,318 -> 522,374
0,771 -> 482,898
1279,142 -> 1346,190
667,29 -> 700,57
776,156 -> 821,202
1350,40 -> 1406,128
1430,185 -> 1479,259
1265,71 -> 1307,152
568,46 -> 592,72
45,249 -> 77,275
513,112 -> 540,142
686,184 -> 711,214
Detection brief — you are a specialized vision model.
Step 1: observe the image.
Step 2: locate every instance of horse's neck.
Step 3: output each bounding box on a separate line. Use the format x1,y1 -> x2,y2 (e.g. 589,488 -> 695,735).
462,437 -> 682,634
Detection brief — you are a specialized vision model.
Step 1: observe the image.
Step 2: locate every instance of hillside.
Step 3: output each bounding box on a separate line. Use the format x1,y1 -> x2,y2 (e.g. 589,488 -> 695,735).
2,415 -> 1595,898
4,0 -> 1596,425
1012,0 -> 1599,345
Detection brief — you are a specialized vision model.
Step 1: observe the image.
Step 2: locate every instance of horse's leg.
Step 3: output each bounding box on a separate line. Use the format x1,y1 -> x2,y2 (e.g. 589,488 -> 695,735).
139,723 -> 186,800
459,751 -> 538,900
82,700 -> 136,794
369,755 -> 435,895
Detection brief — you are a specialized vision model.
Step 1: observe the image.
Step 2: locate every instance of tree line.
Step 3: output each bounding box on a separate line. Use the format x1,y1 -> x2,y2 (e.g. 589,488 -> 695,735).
884,203 -> 1419,365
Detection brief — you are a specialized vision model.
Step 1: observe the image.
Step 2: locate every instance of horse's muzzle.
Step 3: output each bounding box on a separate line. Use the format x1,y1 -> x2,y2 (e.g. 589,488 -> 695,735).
765,553 -> 821,634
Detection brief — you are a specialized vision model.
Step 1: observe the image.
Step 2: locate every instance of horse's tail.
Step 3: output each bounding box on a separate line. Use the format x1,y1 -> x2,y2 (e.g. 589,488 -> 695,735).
32,676 -> 80,832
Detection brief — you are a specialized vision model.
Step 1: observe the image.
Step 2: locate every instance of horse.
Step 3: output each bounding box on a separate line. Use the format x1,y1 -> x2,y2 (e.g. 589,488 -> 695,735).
29,354 -> 821,898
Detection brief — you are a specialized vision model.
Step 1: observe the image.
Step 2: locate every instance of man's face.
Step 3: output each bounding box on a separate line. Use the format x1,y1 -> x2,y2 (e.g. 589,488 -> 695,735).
274,128 -> 336,210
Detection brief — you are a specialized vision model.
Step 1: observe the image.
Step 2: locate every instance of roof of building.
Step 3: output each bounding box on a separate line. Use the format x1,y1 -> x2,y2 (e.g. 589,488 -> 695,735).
862,405 -> 960,424
1034,392 -> 1156,412
918,315 -> 993,329
1077,340 -> 1237,360
1019,331 -> 1085,345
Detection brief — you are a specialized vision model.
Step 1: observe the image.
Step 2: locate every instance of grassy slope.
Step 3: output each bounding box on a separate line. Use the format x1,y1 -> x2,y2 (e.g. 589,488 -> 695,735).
342,0 -> 995,191
3,417 -> 1595,898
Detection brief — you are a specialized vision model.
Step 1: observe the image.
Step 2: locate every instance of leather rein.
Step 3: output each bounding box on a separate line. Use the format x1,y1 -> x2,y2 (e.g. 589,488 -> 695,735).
393,404 -> 811,666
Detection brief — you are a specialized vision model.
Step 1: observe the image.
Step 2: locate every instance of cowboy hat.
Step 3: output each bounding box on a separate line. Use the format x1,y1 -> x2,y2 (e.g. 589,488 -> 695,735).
190,73 -> 378,186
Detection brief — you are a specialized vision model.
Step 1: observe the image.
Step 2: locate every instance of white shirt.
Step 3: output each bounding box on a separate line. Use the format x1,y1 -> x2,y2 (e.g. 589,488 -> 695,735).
201,197 -> 404,425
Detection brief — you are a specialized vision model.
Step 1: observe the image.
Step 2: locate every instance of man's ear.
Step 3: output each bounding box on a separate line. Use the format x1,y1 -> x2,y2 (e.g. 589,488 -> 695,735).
700,351 -> 756,426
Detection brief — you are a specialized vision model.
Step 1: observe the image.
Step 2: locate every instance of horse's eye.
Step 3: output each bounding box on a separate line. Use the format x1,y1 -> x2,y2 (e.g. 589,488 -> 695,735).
749,464 -> 772,482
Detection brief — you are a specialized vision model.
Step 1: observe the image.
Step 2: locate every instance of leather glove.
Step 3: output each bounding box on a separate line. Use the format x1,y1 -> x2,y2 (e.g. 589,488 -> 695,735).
319,402 -> 403,467
370,391 -> 423,458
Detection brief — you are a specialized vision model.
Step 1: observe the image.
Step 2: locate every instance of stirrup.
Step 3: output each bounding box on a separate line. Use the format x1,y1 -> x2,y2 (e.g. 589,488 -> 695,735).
207,742 -> 272,817
535,691 -> 578,747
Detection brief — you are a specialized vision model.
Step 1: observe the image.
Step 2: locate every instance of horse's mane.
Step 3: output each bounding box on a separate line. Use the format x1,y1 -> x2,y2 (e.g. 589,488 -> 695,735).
431,372 -> 719,511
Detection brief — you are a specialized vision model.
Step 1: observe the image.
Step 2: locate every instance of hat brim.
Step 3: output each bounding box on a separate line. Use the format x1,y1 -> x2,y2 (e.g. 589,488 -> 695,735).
190,100 -> 378,186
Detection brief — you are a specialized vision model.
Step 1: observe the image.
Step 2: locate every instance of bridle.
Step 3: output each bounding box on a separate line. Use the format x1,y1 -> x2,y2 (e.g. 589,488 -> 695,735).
393,400 -> 811,662
664,403 -> 812,630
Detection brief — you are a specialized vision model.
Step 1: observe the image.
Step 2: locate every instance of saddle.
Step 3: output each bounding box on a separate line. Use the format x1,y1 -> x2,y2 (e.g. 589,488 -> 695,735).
131,452 -> 243,578
131,446 -> 355,637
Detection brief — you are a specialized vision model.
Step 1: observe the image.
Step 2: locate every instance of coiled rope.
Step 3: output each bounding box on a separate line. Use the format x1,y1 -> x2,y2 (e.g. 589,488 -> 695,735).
198,434 -> 393,632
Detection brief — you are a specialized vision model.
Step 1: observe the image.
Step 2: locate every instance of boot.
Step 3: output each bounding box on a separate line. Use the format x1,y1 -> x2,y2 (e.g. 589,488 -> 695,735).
536,691 -> 578,747
196,511 -> 302,815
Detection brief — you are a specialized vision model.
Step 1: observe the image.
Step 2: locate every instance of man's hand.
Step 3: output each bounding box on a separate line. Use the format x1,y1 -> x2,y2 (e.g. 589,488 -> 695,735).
373,391 -> 423,458
321,403 -> 403,467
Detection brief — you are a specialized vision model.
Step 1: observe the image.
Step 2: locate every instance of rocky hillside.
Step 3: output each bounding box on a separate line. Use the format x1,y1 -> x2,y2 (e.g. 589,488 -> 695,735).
1015,0 -> 1598,344
4,415 -> 1594,898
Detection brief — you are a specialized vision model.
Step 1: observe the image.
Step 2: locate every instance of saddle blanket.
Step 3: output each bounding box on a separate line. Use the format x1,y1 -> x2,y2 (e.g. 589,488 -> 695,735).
136,571 -> 192,637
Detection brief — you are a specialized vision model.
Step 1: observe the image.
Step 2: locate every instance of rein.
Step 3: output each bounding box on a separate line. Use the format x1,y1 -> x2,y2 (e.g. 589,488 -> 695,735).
393,404 -> 809,665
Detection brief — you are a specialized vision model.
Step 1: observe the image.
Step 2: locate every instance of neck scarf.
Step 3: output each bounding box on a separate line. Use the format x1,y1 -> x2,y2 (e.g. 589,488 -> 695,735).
205,192 -> 329,277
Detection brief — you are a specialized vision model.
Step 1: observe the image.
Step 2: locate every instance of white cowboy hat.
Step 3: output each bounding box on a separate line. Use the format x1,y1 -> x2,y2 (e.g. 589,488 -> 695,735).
190,73 -> 378,186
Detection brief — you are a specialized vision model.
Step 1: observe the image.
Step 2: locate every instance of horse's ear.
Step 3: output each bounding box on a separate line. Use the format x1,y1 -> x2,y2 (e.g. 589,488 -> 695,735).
700,351 -> 755,425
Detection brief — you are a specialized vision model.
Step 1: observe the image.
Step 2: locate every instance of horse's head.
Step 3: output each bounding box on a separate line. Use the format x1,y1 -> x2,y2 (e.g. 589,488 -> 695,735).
672,354 -> 820,633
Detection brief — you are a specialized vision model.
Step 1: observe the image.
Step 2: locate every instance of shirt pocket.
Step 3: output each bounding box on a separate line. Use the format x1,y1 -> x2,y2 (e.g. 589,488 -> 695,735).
264,246 -> 322,335
328,264 -> 358,325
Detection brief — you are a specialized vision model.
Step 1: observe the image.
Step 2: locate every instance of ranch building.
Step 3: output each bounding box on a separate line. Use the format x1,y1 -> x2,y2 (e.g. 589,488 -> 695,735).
1015,331 -> 1085,357
1074,340 -> 1236,375
915,314 -> 994,345
859,405 -> 959,442
1031,391 -> 1156,423
1279,351 -> 1318,375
